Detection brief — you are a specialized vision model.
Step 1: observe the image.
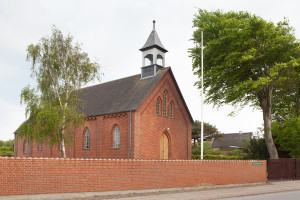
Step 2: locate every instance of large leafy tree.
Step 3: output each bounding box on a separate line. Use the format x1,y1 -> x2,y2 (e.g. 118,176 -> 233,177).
192,120 -> 221,144
190,10 -> 300,158
273,117 -> 300,158
18,26 -> 101,158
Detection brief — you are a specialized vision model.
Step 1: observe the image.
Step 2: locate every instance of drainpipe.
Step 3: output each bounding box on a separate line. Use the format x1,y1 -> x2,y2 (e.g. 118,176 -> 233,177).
129,111 -> 132,159
28,142 -> 31,157
14,133 -> 16,157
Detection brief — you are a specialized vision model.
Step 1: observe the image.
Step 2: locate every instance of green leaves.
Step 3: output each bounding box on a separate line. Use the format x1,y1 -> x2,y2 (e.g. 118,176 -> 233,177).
190,10 -> 300,158
273,117 -> 300,158
18,26 -> 101,156
190,9 -> 300,108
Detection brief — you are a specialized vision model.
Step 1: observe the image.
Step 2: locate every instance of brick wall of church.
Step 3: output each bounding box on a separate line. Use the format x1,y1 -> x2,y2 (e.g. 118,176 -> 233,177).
15,113 -> 132,159
15,70 -> 192,160
134,71 -> 192,160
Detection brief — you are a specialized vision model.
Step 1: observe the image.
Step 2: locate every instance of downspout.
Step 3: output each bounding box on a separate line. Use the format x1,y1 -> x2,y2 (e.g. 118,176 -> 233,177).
129,111 -> 132,159
14,133 -> 16,157
28,142 -> 31,157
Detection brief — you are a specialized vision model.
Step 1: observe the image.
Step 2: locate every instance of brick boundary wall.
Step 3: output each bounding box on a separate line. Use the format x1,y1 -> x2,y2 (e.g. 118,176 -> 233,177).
0,157 -> 267,196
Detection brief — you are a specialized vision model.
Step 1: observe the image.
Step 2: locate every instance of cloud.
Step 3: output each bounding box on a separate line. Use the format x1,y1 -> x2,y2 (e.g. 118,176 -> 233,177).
0,98 -> 25,141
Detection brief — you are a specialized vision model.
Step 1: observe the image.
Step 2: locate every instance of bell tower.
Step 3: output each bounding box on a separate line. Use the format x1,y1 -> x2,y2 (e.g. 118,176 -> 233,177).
140,20 -> 168,79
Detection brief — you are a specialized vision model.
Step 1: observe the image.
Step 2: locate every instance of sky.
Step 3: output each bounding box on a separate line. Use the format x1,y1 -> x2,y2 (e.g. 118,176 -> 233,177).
1,0 -> 300,141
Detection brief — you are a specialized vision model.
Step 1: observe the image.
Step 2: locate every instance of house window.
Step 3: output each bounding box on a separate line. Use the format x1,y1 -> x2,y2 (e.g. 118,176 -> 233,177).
156,98 -> 161,115
113,126 -> 120,148
84,128 -> 90,149
163,91 -> 167,116
39,141 -> 43,151
170,102 -> 173,118
24,140 -> 27,154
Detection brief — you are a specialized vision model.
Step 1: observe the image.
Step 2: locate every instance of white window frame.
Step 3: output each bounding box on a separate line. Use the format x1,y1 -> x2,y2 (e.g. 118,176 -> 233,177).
163,91 -> 167,116
113,126 -> 120,149
24,141 -> 27,154
156,98 -> 161,115
39,141 -> 43,151
84,128 -> 90,149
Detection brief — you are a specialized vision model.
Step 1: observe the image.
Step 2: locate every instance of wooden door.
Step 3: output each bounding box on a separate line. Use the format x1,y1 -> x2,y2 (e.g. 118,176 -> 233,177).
160,133 -> 168,159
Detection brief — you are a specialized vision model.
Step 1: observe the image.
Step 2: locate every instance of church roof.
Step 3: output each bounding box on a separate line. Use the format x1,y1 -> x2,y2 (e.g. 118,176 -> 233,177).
80,67 -> 169,117
140,22 -> 167,53
211,132 -> 253,148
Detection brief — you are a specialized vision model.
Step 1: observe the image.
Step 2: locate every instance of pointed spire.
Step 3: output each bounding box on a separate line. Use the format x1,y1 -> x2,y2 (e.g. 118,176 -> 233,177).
140,20 -> 168,53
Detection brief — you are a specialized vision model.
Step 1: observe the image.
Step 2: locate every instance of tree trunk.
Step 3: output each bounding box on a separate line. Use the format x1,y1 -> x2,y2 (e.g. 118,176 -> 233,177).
259,89 -> 279,159
61,133 -> 66,158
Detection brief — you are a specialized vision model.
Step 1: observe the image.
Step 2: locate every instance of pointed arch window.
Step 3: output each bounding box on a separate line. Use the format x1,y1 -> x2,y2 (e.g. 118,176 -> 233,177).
84,128 -> 90,149
38,140 -> 43,151
113,126 -> 120,148
156,98 -> 161,115
170,102 -> 174,118
24,140 -> 27,154
163,91 -> 167,116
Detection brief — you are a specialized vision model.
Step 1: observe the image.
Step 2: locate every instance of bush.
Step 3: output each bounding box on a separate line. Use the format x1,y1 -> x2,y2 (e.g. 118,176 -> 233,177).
242,138 -> 269,159
192,141 -> 212,156
0,151 -> 14,157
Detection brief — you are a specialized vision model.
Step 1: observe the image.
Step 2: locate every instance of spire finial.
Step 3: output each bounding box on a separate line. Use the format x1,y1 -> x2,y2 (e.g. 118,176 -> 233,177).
153,20 -> 156,30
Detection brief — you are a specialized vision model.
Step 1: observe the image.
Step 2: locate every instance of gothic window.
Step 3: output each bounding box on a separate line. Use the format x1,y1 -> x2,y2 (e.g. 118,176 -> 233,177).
113,126 -> 120,148
156,98 -> 161,115
39,141 -> 43,151
163,91 -> 167,116
170,102 -> 173,118
84,128 -> 90,149
24,140 -> 27,154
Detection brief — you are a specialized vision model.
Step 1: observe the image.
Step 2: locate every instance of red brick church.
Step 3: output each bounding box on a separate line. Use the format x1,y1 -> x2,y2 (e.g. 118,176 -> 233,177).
14,21 -> 193,160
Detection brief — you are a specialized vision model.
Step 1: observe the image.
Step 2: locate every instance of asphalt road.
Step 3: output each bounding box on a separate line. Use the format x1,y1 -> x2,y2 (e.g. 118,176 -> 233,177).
224,190 -> 300,200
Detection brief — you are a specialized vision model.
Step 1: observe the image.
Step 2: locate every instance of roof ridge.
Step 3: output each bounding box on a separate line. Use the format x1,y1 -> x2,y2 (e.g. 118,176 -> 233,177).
81,73 -> 140,90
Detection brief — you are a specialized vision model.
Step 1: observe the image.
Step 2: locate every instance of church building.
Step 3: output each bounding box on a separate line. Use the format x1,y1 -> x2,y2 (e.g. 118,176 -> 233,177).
14,21 -> 193,160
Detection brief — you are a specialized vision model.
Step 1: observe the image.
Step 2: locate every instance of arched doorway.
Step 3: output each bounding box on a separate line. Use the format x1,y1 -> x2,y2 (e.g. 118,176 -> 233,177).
160,133 -> 169,159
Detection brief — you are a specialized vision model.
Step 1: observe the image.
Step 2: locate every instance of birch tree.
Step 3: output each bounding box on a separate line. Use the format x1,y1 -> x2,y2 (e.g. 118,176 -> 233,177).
18,26 -> 101,158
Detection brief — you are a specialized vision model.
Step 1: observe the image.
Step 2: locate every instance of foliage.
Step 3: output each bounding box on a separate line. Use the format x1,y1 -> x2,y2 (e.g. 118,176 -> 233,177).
192,120 -> 221,143
0,140 -> 14,157
192,141 -> 212,155
272,63 -> 300,122
18,26 -> 101,158
273,117 -> 300,158
192,149 -> 246,160
192,141 -> 247,160
190,9 -> 300,158
242,138 -> 270,159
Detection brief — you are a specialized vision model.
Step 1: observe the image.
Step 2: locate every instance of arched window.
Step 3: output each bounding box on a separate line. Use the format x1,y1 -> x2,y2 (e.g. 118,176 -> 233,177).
39,140 -> 43,151
157,54 -> 163,66
156,98 -> 161,115
144,54 -> 153,66
113,126 -> 120,148
84,128 -> 90,149
170,102 -> 173,118
163,91 -> 167,116
23,140 -> 27,154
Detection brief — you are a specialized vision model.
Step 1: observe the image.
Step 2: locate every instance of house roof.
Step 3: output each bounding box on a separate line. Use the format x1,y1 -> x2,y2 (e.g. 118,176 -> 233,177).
140,21 -> 167,53
211,132 -> 252,148
79,67 -> 168,117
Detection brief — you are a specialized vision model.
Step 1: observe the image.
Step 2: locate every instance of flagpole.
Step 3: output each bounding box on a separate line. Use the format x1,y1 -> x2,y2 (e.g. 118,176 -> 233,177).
201,29 -> 204,160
